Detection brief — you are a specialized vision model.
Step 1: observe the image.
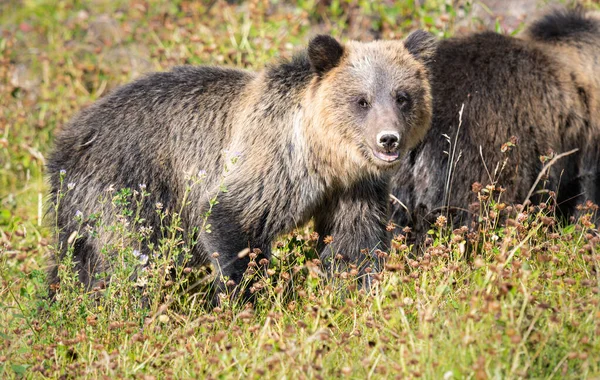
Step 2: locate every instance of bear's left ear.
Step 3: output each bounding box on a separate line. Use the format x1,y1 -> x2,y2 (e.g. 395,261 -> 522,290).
403,30 -> 437,66
308,35 -> 345,77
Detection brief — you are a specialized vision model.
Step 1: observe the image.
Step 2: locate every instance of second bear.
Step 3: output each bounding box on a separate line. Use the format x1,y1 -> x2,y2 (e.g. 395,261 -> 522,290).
392,8 -> 600,238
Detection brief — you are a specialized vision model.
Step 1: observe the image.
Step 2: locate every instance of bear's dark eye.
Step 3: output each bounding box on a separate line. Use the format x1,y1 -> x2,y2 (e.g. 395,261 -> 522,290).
357,97 -> 371,109
396,91 -> 410,106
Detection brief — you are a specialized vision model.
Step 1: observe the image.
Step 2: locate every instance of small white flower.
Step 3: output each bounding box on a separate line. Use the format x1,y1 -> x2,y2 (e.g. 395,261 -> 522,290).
135,276 -> 148,287
59,169 -> 66,176
74,210 -> 83,219
67,182 -> 76,190
132,250 -> 148,265
138,184 -> 147,190
138,254 -> 149,265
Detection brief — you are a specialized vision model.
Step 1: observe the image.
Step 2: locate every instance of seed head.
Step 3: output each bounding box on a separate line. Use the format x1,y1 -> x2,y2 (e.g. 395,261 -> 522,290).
435,215 -> 447,228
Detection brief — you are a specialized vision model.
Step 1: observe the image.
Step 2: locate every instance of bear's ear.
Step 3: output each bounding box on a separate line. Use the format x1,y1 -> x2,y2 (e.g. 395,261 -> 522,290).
308,35 -> 345,76
403,30 -> 437,66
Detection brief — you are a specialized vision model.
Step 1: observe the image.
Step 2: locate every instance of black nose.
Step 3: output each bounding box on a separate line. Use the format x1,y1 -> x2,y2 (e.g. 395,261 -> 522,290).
378,133 -> 399,150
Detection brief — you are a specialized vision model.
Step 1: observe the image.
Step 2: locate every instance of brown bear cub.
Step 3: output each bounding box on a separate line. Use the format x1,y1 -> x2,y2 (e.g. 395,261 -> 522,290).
392,8 -> 600,240
47,31 -> 436,300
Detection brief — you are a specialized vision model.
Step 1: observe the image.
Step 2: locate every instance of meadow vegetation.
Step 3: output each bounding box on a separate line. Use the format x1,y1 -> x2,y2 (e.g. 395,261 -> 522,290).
1,0 -> 600,378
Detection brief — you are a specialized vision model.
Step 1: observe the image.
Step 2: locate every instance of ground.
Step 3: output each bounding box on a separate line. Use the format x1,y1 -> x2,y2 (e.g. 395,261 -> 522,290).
1,0 -> 600,379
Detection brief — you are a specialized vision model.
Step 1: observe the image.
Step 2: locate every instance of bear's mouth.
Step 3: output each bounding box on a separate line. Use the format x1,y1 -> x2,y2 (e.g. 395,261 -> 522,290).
372,149 -> 400,163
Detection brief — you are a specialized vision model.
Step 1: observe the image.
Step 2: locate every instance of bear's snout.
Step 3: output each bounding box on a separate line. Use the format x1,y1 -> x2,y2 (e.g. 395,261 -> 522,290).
376,131 -> 400,150
371,130 -> 401,164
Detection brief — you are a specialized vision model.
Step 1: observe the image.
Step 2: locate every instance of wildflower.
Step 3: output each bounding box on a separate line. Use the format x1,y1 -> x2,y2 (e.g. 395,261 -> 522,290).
323,235 -> 334,244
541,216 -> 555,226
138,183 -> 147,190
67,182 -> 76,190
133,250 -> 148,265
138,226 -> 153,236
435,215 -> 447,228
86,315 -> 97,326
198,169 -> 207,177
471,182 -> 482,193
59,169 -> 66,176
74,210 -> 83,220
155,202 -> 163,210
136,276 -> 148,287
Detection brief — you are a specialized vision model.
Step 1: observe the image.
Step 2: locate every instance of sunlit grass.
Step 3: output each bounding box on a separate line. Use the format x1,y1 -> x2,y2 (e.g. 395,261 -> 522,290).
1,0 -> 599,378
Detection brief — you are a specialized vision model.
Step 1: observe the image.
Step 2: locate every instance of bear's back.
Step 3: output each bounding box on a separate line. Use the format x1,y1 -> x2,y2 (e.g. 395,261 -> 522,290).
47,66 -> 255,211
430,32 -> 565,147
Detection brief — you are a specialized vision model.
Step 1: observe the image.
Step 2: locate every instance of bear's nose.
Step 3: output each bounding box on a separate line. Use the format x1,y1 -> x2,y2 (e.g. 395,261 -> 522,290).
377,131 -> 400,150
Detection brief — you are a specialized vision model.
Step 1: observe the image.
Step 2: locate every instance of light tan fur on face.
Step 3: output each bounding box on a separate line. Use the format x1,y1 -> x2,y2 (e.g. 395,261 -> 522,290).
300,40 -> 433,187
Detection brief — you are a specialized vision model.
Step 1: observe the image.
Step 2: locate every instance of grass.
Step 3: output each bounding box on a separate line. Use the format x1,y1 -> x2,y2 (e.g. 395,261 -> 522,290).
1,0 -> 600,378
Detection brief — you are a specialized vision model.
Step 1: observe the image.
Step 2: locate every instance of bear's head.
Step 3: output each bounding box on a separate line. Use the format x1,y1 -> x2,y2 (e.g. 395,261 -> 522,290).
305,31 -> 436,178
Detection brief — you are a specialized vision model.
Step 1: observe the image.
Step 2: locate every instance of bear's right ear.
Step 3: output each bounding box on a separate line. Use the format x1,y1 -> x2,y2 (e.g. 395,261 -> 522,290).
403,29 -> 437,66
308,35 -> 345,77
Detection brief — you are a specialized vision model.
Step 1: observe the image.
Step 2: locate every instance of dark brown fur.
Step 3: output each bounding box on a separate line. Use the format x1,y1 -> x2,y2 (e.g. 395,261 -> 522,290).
47,32 -> 436,300
391,8 -> 600,239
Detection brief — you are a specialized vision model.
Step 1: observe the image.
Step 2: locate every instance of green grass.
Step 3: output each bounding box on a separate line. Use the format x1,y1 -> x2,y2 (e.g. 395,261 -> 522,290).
1,0 -> 600,378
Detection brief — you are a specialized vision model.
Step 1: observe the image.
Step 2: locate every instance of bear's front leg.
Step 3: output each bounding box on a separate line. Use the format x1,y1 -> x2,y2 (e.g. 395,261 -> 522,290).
314,177 -> 391,288
197,193 -> 269,305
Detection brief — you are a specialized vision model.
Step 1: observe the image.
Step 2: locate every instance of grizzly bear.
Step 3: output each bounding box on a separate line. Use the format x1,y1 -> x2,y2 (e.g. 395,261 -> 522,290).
47,31 -> 437,299
391,8 -> 600,240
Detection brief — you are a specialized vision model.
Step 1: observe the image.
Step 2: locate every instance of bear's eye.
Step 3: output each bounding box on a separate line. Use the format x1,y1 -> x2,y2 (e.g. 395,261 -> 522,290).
357,97 -> 371,109
396,92 -> 410,106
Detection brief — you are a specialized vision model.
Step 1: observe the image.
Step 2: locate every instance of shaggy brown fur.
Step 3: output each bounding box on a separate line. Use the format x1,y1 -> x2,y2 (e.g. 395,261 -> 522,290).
391,7 -> 600,242
47,31 -> 436,300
